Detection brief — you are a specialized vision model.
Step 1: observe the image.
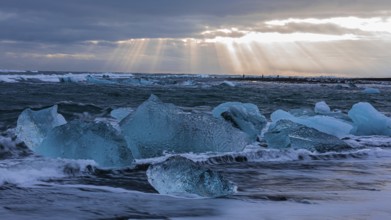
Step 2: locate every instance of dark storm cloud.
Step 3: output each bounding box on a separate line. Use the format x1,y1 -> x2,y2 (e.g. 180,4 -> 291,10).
1,0 -> 391,44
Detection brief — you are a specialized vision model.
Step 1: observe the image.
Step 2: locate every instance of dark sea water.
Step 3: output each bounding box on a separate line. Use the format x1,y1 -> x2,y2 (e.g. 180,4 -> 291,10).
1,71 -> 391,219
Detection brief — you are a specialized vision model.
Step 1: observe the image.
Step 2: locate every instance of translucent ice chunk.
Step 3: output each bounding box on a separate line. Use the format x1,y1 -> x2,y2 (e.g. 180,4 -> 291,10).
314,101 -> 331,114
120,95 -> 249,159
264,120 -> 352,152
312,102 -> 351,121
147,156 -> 237,197
16,105 -> 66,150
348,102 -> 391,136
362,88 -> 380,94
289,108 -> 315,117
212,102 -> 267,140
271,109 -> 352,138
110,107 -> 134,121
36,121 -> 134,168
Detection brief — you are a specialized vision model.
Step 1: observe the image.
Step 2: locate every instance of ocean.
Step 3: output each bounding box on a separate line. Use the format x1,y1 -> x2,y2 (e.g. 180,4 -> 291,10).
1,71 -> 391,220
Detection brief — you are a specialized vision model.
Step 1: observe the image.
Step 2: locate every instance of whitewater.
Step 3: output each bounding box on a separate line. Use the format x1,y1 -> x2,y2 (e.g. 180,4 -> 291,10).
1,71 -> 391,219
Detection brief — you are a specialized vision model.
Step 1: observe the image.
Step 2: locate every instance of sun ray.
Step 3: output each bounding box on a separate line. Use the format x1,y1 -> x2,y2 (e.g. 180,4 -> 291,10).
104,41 -> 132,72
149,38 -> 167,73
122,39 -> 150,72
189,39 -> 199,73
99,14 -> 391,76
250,42 -> 274,74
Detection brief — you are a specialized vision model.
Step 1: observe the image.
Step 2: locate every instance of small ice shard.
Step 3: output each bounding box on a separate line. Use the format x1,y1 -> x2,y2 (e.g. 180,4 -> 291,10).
16,105 -> 66,150
122,77 -> 155,86
348,83 -> 357,88
362,88 -> 380,94
310,103 -> 351,121
180,80 -> 195,86
264,120 -> 352,152
271,109 -> 352,138
220,81 -> 236,87
110,107 -> 133,121
36,121 -> 133,168
314,101 -> 331,114
120,95 -> 249,159
138,78 -> 155,86
212,102 -> 267,140
348,102 -> 391,136
147,156 -> 237,197
59,74 -> 85,83
289,108 -> 315,117
86,75 -> 116,85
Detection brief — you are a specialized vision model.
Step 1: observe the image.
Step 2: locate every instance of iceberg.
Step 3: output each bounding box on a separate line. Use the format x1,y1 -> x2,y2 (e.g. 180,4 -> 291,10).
212,102 -> 267,140
147,156 -> 237,197
348,102 -> 391,136
16,105 -> 66,150
120,95 -> 249,159
36,121 -> 134,168
264,120 -> 352,152
271,109 -> 352,138
314,101 -> 331,114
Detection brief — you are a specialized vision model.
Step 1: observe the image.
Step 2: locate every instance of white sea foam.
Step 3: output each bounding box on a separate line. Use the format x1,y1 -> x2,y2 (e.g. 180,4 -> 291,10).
0,74 -> 59,83
343,135 -> 391,148
0,69 -> 27,73
0,158 -> 96,187
51,183 -> 142,194
134,145 -> 391,166
0,136 -> 14,150
0,72 -> 135,83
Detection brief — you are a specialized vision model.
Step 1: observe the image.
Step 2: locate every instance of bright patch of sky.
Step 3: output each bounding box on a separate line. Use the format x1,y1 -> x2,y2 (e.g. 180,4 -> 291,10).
265,16 -> 391,34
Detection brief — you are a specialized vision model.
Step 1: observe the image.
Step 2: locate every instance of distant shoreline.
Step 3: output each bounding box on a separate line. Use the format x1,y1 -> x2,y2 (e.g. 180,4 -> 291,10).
1,70 -> 390,85
228,76 -> 391,84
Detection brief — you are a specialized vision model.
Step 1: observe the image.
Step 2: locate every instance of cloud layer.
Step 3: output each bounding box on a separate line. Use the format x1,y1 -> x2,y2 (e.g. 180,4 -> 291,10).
1,1 -> 390,76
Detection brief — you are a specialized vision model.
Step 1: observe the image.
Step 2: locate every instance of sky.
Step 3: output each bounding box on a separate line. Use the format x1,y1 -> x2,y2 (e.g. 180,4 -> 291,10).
1,0 -> 391,77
